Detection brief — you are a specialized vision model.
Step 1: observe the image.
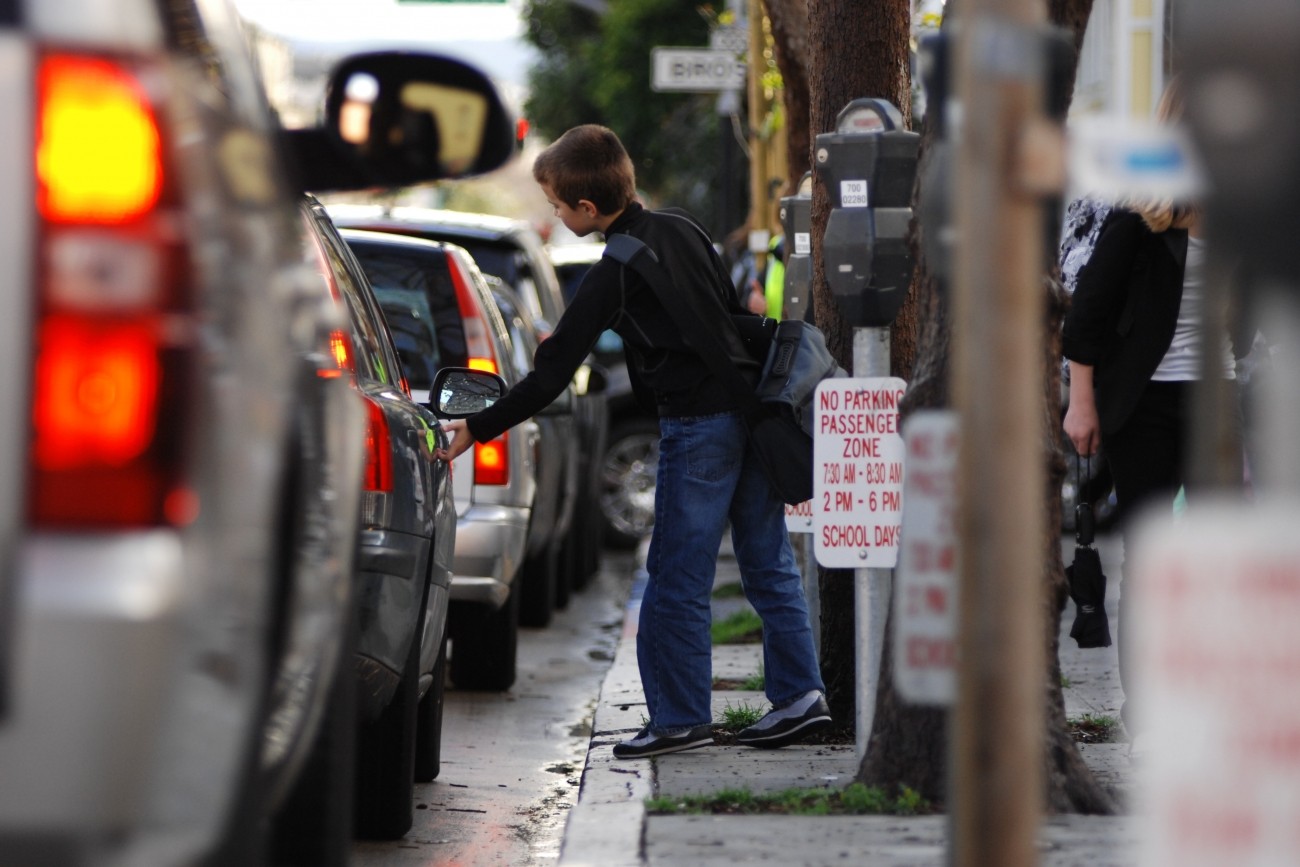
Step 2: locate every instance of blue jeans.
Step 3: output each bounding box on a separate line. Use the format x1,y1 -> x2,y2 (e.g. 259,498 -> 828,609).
638,411 -> 824,733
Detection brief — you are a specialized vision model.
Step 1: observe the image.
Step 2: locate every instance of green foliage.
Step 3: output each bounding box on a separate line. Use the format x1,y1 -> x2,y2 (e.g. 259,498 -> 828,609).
715,701 -> 764,731
521,0 -> 746,237
711,581 -> 746,599
710,609 -> 763,645
645,783 -> 933,816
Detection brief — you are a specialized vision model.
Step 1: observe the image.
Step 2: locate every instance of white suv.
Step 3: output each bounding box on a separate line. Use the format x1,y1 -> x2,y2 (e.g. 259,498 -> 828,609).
0,4 -> 514,864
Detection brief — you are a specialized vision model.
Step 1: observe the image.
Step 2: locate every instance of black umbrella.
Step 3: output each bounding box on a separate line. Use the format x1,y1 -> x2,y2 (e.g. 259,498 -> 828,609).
1067,457 -> 1112,648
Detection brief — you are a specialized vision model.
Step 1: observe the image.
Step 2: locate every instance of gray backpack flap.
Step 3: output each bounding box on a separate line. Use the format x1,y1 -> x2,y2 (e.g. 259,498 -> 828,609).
755,320 -> 847,436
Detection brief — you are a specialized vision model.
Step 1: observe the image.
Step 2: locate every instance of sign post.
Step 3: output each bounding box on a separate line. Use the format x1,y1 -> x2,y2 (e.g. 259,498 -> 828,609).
814,333 -> 905,761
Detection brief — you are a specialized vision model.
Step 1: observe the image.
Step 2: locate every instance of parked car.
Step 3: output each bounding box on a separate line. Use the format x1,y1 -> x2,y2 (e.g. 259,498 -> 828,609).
488,278 -> 582,619
340,229 -> 538,690
300,199 -> 459,840
328,206 -> 609,580
547,242 -> 660,550
0,6 -> 515,860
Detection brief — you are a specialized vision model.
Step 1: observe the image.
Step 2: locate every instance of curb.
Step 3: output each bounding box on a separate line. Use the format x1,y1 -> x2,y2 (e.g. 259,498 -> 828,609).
559,571 -> 649,867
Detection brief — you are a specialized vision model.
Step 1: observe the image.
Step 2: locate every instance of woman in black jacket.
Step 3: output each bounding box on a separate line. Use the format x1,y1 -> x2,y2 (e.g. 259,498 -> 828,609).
1061,81 -> 1242,751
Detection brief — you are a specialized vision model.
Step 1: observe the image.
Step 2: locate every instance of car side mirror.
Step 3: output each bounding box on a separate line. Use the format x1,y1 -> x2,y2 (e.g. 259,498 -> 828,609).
288,52 -> 516,193
431,367 -> 507,418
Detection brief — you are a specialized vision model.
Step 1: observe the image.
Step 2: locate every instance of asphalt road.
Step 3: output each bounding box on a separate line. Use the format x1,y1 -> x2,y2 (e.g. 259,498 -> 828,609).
352,549 -> 634,866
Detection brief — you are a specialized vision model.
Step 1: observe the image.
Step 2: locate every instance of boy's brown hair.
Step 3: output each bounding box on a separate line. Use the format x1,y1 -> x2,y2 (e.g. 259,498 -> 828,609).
532,124 -> 637,216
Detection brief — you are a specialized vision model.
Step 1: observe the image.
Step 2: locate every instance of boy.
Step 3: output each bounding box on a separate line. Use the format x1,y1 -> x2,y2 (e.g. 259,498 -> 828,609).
437,124 -> 829,758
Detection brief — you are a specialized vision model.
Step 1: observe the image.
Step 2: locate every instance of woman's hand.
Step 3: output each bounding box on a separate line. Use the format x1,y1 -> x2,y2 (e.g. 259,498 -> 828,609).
1063,361 -> 1101,457
1063,399 -> 1101,458
436,420 -> 475,463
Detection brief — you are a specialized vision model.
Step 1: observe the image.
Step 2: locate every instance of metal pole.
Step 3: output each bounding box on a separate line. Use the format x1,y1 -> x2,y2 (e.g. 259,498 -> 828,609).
854,326 -> 891,762
950,4 -> 1047,866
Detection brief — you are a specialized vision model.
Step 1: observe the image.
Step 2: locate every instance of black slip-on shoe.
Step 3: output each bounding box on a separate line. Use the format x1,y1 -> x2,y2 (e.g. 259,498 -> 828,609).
612,724 -> 714,759
735,691 -> 832,749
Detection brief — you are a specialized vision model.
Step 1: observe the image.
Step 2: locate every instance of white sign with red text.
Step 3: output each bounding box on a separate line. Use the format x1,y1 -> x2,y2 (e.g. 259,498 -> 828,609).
785,499 -> 813,534
1131,501 -> 1300,867
813,377 -> 906,569
893,411 -> 959,705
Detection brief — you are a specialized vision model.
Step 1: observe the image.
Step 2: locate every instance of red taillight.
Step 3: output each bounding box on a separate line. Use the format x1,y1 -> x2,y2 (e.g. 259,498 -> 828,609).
474,432 -> 509,486
446,253 -> 499,375
37,54 -> 163,225
363,399 -> 394,492
28,52 -> 192,529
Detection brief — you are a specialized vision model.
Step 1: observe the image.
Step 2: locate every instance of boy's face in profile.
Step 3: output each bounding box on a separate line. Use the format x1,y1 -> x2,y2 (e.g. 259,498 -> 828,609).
541,182 -> 602,238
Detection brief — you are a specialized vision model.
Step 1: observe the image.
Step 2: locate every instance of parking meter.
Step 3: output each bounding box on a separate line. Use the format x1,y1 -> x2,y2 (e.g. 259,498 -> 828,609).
779,172 -> 814,322
814,99 -> 920,327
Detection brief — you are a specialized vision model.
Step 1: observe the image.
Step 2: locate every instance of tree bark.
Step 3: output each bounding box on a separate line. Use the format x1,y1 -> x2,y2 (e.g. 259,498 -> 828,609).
855,0 -> 1117,815
805,0 -> 912,737
761,0 -> 811,193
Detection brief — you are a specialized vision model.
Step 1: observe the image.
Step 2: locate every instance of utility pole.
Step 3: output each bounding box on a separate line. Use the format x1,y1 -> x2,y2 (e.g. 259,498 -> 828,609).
950,1 -> 1051,864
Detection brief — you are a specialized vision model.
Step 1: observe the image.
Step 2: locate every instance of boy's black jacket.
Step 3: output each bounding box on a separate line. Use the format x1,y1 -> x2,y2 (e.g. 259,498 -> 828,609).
468,202 -> 761,443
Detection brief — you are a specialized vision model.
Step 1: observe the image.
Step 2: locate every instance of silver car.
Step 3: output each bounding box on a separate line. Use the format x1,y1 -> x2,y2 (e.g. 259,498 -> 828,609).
0,5 -> 515,862
341,230 -> 538,691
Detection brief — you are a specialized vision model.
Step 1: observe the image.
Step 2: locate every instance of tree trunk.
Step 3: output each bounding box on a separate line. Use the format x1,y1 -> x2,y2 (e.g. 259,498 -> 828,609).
805,0 -> 912,737
761,0 -> 811,193
855,0 -> 1117,815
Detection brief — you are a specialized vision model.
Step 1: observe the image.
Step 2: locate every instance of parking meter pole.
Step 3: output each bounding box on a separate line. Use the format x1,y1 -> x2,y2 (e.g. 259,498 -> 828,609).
854,326 -> 891,762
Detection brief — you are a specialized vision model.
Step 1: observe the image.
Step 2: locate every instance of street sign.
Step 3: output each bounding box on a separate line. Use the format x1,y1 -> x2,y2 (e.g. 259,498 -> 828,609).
785,499 -> 813,534
813,377 -> 906,569
1131,502 -> 1300,867
893,411 -> 959,705
651,47 -> 746,93
709,24 -> 747,54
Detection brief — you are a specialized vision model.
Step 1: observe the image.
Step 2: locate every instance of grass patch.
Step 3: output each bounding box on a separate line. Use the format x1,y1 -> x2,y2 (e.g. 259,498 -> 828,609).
646,783 -> 933,816
711,609 -> 763,645
711,582 -> 746,599
1068,713 -> 1120,744
1060,674 -> 1073,689
714,701 -> 765,732
712,668 -> 765,692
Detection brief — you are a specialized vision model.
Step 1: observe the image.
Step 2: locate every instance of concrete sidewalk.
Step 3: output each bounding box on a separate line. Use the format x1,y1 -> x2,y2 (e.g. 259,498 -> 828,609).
560,535 -> 1138,866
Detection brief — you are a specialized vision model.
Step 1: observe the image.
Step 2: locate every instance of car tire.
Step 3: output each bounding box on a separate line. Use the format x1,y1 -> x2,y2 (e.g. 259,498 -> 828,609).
269,600 -> 357,867
450,588 -> 520,691
354,588 -> 423,840
555,521 -> 580,610
519,541 -> 558,628
413,637 -> 447,782
598,418 -> 660,550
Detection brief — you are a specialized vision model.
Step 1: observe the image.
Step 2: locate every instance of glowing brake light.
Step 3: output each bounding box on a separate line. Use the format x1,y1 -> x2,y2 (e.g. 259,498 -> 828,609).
473,432 -> 509,486
27,51 -> 192,529
37,54 -> 163,224
446,252 -> 500,376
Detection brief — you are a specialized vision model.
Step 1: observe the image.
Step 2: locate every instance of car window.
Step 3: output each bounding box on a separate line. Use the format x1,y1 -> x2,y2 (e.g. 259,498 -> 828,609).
308,221 -> 397,385
351,245 -> 470,369
378,291 -> 440,391
489,283 -> 537,379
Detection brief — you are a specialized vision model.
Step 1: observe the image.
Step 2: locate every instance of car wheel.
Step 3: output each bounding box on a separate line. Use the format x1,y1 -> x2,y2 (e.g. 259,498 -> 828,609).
519,538 -> 559,628
450,588 -> 520,691
354,594 -> 422,840
413,637 -> 447,783
598,418 -> 660,550
269,600 -> 357,867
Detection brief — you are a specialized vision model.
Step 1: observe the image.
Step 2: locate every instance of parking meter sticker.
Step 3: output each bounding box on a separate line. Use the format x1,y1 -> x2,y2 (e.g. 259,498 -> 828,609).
840,179 -> 869,208
794,232 -> 811,255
